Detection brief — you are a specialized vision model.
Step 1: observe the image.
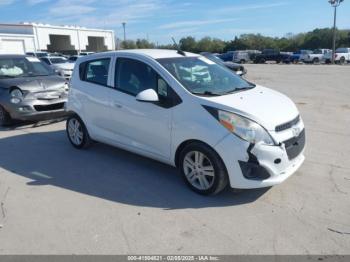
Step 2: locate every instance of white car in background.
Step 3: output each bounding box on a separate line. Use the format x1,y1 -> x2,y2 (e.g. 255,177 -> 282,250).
324,47 -> 350,64
26,51 -> 49,58
40,56 -> 75,79
304,49 -> 331,64
66,49 -> 305,195
79,52 -> 95,56
68,55 -> 83,62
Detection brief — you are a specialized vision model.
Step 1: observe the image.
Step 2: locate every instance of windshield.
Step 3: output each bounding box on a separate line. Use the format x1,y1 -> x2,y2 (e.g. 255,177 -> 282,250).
36,52 -> 49,58
157,57 -> 254,96
202,53 -> 225,66
50,57 -> 68,64
301,50 -> 312,54
0,57 -> 53,78
336,48 -> 349,53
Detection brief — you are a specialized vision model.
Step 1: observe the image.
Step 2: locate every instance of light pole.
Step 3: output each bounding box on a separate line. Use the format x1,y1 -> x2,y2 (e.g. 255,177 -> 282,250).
328,0 -> 344,64
122,22 -> 126,42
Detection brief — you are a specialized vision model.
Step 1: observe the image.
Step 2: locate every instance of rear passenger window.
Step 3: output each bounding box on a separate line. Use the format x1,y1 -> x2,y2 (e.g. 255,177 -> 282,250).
83,58 -> 110,86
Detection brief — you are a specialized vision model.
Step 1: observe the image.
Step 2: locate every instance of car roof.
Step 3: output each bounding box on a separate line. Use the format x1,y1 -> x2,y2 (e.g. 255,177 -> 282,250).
42,56 -> 67,59
112,49 -> 199,59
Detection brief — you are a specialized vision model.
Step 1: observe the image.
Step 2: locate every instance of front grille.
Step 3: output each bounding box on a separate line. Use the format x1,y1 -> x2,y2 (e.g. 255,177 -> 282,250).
284,129 -> 306,160
34,90 -> 64,100
275,115 -> 300,132
34,103 -> 64,112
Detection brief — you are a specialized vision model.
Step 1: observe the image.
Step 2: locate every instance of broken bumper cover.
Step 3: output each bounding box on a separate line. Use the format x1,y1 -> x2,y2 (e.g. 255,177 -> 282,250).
214,132 -> 305,189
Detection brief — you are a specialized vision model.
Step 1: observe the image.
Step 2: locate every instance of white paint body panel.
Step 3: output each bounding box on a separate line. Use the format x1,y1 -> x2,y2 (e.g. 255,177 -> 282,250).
67,49 -> 306,189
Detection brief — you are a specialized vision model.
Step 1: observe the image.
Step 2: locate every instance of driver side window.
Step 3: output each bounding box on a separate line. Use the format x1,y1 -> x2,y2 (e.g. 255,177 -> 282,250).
115,58 -> 168,97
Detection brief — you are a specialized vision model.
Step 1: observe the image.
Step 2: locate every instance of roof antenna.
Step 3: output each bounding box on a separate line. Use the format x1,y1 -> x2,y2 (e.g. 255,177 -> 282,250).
172,37 -> 186,56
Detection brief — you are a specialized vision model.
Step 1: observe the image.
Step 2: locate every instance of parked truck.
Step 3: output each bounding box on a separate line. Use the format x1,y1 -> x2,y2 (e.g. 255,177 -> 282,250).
303,49 -> 331,64
324,48 -> 350,64
253,49 -> 291,64
289,50 -> 313,63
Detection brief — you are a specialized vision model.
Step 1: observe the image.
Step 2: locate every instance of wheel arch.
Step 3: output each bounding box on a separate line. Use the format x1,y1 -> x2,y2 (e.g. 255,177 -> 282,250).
66,110 -> 88,130
174,139 -> 220,168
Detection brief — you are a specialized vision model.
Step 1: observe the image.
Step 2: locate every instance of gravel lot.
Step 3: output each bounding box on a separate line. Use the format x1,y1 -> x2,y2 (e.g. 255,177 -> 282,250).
0,64 -> 349,255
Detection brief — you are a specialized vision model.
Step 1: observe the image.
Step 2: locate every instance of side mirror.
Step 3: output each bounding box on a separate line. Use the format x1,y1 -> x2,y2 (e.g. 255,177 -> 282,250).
136,89 -> 159,102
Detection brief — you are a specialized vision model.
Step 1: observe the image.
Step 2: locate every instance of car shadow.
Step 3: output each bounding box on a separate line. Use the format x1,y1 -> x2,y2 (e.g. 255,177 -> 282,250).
0,129 -> 270,209
0,118 -> 67,131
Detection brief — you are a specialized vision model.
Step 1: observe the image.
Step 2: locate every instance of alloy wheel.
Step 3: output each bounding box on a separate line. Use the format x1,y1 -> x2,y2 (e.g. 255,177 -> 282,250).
183,151 -> 215,190
67,118 -> 84,146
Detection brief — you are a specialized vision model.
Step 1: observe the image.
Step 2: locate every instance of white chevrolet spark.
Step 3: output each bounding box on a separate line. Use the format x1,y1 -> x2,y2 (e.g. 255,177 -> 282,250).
66,49 -> 305,195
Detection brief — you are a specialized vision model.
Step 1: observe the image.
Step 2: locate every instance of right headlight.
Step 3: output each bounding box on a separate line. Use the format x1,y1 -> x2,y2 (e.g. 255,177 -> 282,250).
218,110 -> 275,145
10,88 -> 23,104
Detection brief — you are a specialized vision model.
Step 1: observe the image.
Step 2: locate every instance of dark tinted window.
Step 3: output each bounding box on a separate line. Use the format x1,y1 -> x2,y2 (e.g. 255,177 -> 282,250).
40,58 -> 50,65
115,58 -> 158,96
336,48 -> 349,53
50,57 -> 68,64
83,58 -> 110,86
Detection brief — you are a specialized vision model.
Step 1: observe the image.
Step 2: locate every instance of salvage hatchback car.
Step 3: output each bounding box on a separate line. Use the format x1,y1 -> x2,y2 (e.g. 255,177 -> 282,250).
0,55 -> 68,126
66,50 -> 305,195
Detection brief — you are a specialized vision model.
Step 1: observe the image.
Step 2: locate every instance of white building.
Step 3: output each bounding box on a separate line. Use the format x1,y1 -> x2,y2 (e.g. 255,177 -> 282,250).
0,23 -> 115,55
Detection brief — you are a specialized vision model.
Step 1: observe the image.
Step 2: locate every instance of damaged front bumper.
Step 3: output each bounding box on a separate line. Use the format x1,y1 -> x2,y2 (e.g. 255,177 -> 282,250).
2,92 -> 68,121
214,129 -> 306,189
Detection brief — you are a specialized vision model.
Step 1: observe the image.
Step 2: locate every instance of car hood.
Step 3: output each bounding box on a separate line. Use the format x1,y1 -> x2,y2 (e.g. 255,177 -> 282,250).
52,63 -> 75,70
199,85 -> 299,131
0,75 -> 66,92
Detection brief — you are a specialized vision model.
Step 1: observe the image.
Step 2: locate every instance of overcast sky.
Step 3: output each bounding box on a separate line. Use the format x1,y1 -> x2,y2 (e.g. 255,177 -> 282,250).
1,0 -> 350,44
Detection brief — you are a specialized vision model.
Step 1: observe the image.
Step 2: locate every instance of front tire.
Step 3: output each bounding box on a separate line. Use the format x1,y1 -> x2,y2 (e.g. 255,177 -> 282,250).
179,142 -> 228,195
313,58 -> 320,64
0,105 -> 13,127
66,115 -> 91,149
339,57 -> 345,65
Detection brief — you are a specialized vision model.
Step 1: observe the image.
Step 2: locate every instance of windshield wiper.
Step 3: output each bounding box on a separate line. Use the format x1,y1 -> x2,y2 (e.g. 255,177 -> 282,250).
222,85 -> 255,95
0,75 -> 18,78
192,91 -> 222,96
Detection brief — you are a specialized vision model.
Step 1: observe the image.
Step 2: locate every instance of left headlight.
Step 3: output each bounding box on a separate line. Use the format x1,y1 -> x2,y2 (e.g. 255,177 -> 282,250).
218,110 -> 275,145
10,88 -> 23,104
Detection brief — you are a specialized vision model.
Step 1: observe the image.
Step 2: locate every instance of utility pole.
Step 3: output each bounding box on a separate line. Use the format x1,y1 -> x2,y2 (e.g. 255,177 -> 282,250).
328,0 -> 344,64
122,22 -> 126,42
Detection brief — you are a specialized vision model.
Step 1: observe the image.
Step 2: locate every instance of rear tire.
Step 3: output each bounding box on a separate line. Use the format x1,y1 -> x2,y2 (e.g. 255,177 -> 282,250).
179,142 -> 228,195
0,105 -> 13,127
313,58 -> 320,64
66,114 -> 92,149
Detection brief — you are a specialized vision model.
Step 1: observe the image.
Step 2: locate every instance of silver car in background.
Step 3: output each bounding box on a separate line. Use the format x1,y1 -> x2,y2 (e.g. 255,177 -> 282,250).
40,56 -> 75,80
0,55 -> 68,126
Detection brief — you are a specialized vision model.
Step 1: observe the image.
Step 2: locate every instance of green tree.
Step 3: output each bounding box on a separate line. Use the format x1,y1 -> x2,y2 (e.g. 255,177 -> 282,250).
179,36 -> 197,52
121,40 -> 137,49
